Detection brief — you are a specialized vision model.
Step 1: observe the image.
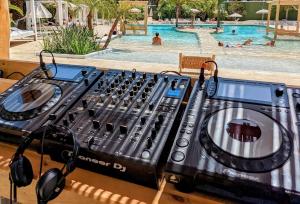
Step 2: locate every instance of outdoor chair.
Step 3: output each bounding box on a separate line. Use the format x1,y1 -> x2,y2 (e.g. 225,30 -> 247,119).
179,53 -> 216,77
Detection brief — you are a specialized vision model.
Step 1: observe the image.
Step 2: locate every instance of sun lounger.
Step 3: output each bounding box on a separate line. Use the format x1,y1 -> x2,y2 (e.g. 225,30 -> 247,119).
10,27 -> 34,40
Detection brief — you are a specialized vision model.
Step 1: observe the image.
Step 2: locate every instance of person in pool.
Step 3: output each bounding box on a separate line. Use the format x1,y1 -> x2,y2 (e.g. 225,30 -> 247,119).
232,29 -> 236,35
243,39 -> 253,46
152,32 -> 162,45
265,40 -> 275,47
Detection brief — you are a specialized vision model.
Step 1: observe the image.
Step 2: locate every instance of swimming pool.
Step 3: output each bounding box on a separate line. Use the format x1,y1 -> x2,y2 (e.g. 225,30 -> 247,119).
210,25 -> 270,45
111,25 -> 200,50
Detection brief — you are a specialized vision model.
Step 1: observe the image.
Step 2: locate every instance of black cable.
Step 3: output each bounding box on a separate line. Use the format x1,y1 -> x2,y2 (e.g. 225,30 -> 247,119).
9,174 -> 12,204
6,72 -> 25,79
39,50 -> 58,79
39,125 -> 50,177
160,70 -> 182,76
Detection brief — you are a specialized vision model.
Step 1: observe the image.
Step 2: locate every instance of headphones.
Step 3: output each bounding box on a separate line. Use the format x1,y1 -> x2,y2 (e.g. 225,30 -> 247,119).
9,125 -> 79,203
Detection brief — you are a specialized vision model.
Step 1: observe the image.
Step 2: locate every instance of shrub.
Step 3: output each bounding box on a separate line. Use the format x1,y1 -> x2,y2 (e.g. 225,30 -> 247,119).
42,25 -> 100,55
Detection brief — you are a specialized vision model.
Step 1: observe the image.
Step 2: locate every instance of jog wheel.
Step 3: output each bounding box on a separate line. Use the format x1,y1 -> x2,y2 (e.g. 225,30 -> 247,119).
0,83 -> 62,120
199,108 -> 292,173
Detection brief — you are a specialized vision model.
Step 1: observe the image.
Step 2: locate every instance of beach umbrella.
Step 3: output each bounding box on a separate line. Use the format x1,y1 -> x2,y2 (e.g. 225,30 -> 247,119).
190,8 -> 200,14
228,13 -> 242,18
129,8 -> 141,14
256,9 -> 269,21
27,2 -> 52,34
68,2 -> 77,11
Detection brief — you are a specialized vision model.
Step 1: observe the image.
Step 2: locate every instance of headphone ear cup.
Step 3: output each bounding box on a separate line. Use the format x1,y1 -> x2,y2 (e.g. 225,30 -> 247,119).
10,155 -> 33,187
36,168 -> 65,202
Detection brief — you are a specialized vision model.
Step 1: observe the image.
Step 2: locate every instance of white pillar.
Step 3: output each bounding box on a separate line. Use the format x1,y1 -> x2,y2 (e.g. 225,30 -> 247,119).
30,0 -> 38,40
64,2 -> 69,23
57,0 -> 63,26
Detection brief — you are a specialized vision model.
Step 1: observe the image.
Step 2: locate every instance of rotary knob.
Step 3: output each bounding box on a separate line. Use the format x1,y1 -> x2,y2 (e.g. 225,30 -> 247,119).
136,99 -> 142,108
132,72 -> 136,79
63,119 -> 69,126
106,123 -> 114,132
84,78 -> 89,86
110,83 -> 115,89
146,138 -> 152,149
148,103 -> 154,111
143,73 -> 147,79
158,114 -> 164,123
155,121 -> 161,130
122,70 -> 126,77
123,97 -> 130,106
144,87 -> 149,93
92,120 -> 100,129
87,137 -> 94,150
140,116 -> 146,125
115,78 -> 119,84
100,94 -> 106,102
121,84 -> 126,90
151,129 -> 157,140
106,88 -> 111,94
136,81 -> 141,87
171,80 -> 176,90
120,125 -> 128,135
111,95 -> 118,104
275,87 -> 284,97
125,79 -> 130,85
164,76 -> 168,82
68,113 -> 75,121
88,109 -> 95,117
153,74 -> 158,82
81,70 -> 87,76
82,99 -> 88,108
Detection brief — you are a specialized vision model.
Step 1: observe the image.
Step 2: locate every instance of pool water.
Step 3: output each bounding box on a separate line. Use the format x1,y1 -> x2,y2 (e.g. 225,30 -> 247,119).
211,25 -> 270,45
113,25 -> 199,49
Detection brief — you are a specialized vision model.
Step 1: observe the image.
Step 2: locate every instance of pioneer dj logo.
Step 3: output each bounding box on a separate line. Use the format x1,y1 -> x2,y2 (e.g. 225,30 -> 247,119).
223,169 -> 259,182
64,150 -> 127,172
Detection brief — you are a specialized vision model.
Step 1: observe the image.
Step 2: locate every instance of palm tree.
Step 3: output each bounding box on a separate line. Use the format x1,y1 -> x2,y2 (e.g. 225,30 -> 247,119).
217,0 -> 224,28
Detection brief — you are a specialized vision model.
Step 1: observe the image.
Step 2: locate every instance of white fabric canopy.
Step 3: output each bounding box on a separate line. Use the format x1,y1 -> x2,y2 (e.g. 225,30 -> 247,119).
129,8 -> 141,14
190,9 -> 200,14
228,13 -> 242,18
256,9 -> 269,14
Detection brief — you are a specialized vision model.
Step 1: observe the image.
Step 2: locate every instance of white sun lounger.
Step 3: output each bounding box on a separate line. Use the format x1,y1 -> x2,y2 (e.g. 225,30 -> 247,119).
10,27 -> 35,40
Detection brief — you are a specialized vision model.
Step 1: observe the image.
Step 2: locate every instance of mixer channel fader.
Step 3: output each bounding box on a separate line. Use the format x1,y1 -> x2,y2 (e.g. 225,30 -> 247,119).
47,69 -> 190,188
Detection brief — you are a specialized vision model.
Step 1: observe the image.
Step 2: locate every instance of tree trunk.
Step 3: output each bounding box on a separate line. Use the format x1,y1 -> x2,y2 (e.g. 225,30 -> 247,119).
175,4 -> 180,27
217,4 -> 221,28
87,11 -> 93,31
103,15 -> 120,49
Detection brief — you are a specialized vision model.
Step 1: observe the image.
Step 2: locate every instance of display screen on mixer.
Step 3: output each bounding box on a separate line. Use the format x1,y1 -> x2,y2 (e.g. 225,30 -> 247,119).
48,65 -> 82,80
216,81 -> 272,103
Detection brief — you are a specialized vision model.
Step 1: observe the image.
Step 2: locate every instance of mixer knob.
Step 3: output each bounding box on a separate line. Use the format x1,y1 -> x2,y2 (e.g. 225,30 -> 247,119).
143,73 -> 147,79
84,78 -> 89,86
136,99 -> 142,108
68,113 -> 75,121
115,78 -> 119,84
88,109 -> 95,117
106,123 -> 114,132
153,74 -> 158,82
122,71 -> 126,77
112,95 -> 118,104
106,88 -> 111,94
81,70 -> 87,76
63,119 -> 69,126
133,86 -> 138,91
100,94 -> 106,102
144,87 -> 149,93
155,121 -> 161,130
296,102 -> 300,113
275,87 -> 284,97
123,97 -> 130,106
111,83 -> 115,89
171,80 -> 176,90
136,81 -> 141,87
158,114 -> 164,123
120,125 -> 128,135
149,103 -> 154,111
92,120 -> 100,129
82,99 -> 88,108
97,81 -> 103,89
129,91 -> 134,97
151,129 -> 157,140
140,117 -> 146,125
117,89 -> 123,95
125,79 -> 130,85
164,76 -> 169,82
132,72 -> 136,79
121,84 -> 126,90
87,137 -> 94,150
146,138 -> 152,149
142,92 -> 147,99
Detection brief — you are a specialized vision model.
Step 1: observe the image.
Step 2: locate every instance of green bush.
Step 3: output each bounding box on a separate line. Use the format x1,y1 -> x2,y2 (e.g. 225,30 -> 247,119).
42,25 -> 100,55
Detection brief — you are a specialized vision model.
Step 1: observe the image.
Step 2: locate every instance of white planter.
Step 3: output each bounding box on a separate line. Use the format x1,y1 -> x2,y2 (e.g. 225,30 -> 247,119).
36,48 -> 113,59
